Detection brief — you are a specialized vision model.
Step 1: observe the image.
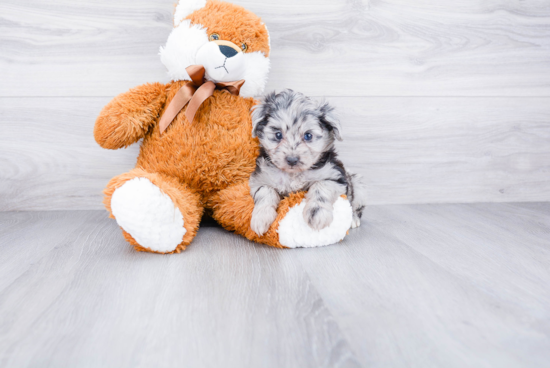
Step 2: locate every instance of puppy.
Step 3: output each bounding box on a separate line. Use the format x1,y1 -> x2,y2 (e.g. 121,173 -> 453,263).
249,89 -> 365,236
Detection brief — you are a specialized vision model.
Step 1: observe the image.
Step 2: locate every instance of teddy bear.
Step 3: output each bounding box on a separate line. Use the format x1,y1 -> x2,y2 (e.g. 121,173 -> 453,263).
93,0 -> 353,254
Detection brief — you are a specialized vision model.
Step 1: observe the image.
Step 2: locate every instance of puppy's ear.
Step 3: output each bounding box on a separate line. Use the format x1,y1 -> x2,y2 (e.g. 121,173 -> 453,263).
317,101 -> 343,141
251,91 -> 276,138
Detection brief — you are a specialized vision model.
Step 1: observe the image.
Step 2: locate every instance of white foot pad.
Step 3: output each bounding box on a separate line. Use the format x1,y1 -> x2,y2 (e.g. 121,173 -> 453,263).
277,197 -> 353,248
111,177 -> 186,253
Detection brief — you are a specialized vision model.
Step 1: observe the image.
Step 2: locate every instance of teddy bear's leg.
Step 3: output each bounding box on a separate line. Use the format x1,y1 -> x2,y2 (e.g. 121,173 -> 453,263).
103,168 -> 203,254
209,182 -> 353,249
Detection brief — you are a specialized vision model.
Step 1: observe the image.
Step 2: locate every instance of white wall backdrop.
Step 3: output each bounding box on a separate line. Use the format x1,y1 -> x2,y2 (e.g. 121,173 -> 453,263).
1,0 -> 549,210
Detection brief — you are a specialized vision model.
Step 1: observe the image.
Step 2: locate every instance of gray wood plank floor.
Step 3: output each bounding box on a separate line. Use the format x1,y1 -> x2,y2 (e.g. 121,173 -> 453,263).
1,203 -> 549,367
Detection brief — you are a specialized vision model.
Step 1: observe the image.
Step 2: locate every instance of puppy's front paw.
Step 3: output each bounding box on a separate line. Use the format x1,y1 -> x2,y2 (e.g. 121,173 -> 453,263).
303,205 -> 333,231
251,206 -> 277,236
351,215 -> 361,229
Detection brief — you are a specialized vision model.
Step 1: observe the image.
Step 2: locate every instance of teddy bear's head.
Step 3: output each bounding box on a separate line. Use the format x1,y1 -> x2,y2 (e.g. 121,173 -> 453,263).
160,0 -> 271,98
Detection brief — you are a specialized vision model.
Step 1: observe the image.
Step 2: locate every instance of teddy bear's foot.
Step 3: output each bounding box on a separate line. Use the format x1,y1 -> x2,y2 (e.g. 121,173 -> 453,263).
111,177 -> 186,253
104,169 -> 203,254
209,182 -> 353,249
277,196 -> 352,248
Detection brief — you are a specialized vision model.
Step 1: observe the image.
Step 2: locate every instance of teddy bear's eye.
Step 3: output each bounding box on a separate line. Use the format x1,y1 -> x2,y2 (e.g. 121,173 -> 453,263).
241,43 -> 248,52
209,33 -> 220,41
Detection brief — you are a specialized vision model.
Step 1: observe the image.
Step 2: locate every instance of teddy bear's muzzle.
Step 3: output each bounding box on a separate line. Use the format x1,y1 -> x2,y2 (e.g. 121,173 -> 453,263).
196,40 -> 246,83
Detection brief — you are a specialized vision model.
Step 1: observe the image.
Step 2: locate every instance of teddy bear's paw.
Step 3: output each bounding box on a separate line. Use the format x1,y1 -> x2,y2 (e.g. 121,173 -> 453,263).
277,197 -> 353,248
111,177 -> 186,253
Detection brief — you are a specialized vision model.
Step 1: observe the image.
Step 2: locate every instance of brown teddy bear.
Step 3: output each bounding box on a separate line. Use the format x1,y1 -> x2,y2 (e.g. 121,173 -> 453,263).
94,0 -> 353,253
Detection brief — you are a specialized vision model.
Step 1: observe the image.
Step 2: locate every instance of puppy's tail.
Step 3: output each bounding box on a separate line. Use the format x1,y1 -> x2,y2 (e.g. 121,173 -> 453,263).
345,171 -> 366,228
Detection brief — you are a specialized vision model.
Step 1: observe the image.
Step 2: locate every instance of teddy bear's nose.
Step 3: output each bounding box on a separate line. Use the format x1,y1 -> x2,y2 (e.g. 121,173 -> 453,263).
219,45 -> 238,58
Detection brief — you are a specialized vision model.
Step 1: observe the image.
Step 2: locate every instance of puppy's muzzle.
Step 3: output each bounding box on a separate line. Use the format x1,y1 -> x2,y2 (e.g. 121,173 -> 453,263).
286,156 -> 300,166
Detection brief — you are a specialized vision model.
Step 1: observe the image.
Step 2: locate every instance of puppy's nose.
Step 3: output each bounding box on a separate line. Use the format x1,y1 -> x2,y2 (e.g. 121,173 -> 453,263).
286,156 -> 300,166
219,45 -> 238,58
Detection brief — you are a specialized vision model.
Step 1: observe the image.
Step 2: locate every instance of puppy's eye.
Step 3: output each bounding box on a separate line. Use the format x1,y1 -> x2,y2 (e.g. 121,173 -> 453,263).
241,43 -> 248,52
275,132 -> 283,140
304,132 -> 313,141
209,33 -> 220,41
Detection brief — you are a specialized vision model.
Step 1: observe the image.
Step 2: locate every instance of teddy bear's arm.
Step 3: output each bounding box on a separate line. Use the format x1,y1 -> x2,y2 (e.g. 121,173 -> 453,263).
94,82 -> 167,149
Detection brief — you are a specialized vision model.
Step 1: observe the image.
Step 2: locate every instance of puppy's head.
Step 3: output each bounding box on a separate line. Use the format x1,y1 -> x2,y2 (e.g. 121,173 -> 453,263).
160,0 -> 271,97
252,89 -> 342,173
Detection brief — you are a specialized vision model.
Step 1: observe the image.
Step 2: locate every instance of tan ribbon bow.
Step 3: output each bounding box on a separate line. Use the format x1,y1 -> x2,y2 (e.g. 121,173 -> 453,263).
159,65 -> 245,134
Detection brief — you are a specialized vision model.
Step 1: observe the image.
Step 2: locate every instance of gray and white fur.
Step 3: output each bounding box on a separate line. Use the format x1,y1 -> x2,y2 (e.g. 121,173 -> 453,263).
249,89 -> 366,236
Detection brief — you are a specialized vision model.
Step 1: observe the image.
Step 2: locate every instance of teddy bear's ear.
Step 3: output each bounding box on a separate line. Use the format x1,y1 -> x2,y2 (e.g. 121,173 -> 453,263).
174,0 -> 207,26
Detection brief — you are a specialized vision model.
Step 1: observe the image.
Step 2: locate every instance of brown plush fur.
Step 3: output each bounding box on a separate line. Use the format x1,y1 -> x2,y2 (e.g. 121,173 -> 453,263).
136,81 -> 260,199
94,83 -> 167,149
185,1 -> 270,57
94,1 -> 278,253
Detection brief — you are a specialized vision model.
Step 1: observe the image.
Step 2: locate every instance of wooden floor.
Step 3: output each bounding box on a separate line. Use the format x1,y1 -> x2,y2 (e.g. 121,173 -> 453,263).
1,203 -> 549,367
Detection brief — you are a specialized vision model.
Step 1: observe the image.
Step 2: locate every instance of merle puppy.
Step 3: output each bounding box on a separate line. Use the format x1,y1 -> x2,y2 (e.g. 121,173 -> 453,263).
249,89 -> 365,236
